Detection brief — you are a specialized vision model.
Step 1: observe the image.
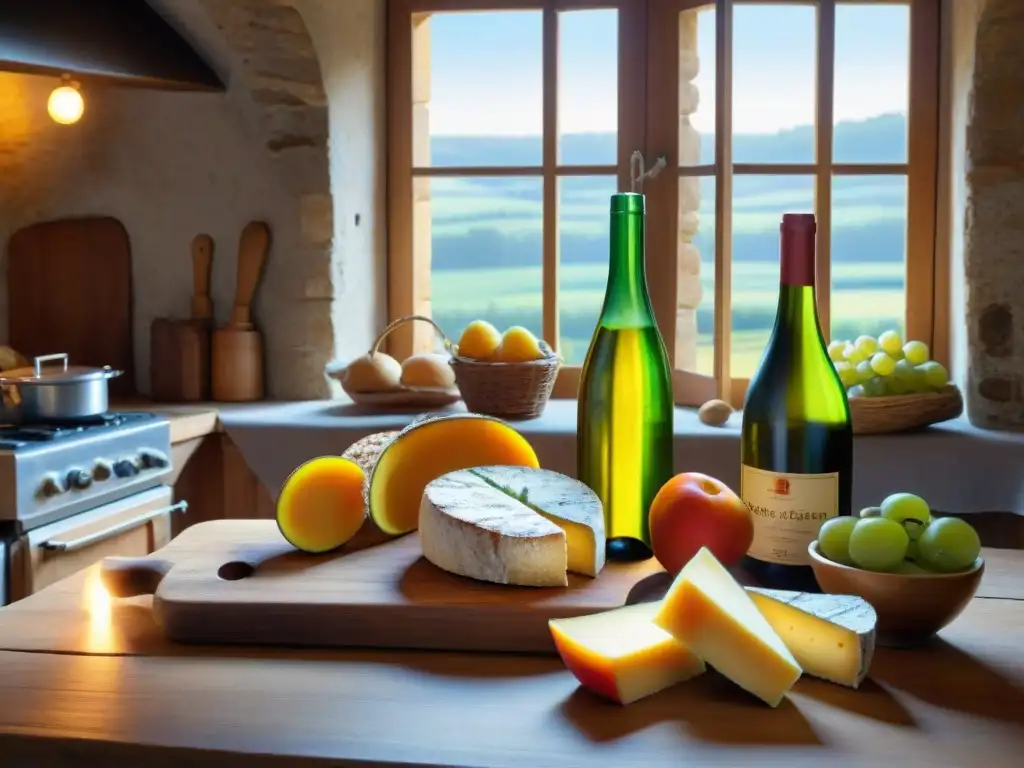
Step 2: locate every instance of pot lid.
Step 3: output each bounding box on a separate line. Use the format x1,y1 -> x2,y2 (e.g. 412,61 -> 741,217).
0,353 -> 122,384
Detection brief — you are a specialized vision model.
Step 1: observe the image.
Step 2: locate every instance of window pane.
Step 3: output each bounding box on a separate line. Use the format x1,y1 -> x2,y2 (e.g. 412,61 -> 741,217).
833,4 -> 909,164
424,176 -> 544,343
732,5 -> 815,164
678,175 -> 716,375
417,11 -> 543,168
559,10 -> 618,166
558,176 -> 617,365
680,6 -> 715,167
730,174 -> 816,378
830,175 -> 907,344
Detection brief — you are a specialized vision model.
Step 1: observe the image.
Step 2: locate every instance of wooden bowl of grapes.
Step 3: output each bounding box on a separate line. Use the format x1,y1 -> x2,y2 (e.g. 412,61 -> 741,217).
808,500 -> 985,648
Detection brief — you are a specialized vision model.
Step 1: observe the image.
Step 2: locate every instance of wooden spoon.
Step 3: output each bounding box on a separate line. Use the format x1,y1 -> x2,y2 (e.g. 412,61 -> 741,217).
190,234 -> 214,322
229,221 -> 271,330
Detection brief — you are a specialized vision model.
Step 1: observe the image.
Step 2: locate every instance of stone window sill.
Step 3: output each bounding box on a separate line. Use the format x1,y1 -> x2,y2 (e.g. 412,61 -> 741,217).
219,398 -> 1024,517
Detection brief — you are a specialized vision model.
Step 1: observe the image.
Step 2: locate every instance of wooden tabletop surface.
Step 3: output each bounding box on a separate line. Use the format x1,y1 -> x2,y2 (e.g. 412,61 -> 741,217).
0,544 -> 1021,766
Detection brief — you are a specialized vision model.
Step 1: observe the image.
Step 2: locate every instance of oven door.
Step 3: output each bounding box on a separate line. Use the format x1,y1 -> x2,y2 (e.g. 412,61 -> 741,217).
7,485 -> 187,602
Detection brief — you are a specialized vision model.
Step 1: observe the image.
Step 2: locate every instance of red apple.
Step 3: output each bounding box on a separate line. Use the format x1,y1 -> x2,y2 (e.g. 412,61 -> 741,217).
649,472 -> 753,574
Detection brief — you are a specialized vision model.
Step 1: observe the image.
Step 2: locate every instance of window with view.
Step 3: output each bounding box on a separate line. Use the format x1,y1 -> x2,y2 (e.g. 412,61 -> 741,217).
387,0 -> 942,407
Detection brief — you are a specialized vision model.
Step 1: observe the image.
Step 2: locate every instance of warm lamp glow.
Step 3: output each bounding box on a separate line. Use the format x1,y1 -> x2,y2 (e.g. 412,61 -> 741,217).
48,80 -> 84,125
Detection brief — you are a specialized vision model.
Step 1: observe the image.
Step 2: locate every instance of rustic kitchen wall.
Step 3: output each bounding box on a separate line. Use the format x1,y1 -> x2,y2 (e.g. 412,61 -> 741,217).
960,0 -> 1024,430
0,0 -> 385,400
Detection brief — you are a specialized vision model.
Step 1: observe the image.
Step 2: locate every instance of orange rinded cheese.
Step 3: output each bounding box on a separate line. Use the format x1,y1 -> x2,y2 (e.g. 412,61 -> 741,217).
367,414 -> 540,536
276,457 -> 367,554
549,602 -> 706,705
653,547 -> 802,707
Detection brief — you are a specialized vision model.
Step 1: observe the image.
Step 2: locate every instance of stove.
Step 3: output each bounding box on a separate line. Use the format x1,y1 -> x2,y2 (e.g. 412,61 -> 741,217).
0,411 -> 173,532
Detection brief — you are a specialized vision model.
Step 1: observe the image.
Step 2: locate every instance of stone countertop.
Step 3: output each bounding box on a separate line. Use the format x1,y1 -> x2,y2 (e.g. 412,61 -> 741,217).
214,398 -> 1024,516
0,533 -> 1020,765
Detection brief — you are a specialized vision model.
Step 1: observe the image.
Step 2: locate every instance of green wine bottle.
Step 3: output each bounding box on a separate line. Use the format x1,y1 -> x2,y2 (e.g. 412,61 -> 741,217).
740,213 -> 853,593
577,192 -> 674,562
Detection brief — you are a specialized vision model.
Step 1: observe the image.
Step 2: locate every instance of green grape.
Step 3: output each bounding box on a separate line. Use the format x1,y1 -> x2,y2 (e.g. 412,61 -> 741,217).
918,517 -> 981,573
862,377 -> 886,397
878,329 -> 903,356
894,560 -> 931,575
843,344 -> 868,365
892,359 -> 915,381
853,335 -> 879,358
870,352 -> 896,377
834,361 -> 859,388
859,506 -> 881,518
905,538 -> 922,562
818,516 -> 859,565
827,340 -> 848,362
880,492 -> 932,540
848,517 -> 910,572
883,377 -> 909,395
855,360 -> 874,382
903,340 -> 930,366
917,361 -> 949,390
847,384 -> 865,398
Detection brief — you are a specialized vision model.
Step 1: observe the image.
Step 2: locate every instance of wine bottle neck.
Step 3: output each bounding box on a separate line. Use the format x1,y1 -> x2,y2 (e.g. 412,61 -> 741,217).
602,208 -> 652,323
779,216 -> 816,287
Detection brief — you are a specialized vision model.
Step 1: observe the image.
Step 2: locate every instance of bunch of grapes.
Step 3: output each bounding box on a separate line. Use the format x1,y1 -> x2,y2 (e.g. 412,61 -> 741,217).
817,493 -> 981,575
826,330 -> 949,398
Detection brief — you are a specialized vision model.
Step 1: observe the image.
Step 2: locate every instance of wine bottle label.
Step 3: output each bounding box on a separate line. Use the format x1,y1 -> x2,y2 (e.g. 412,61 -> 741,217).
740,464 -> 839,566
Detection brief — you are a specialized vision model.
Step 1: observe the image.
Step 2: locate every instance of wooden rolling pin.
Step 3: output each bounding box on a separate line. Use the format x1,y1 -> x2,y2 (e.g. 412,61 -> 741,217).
228,221 -> 270,330
190,234 -> 214,323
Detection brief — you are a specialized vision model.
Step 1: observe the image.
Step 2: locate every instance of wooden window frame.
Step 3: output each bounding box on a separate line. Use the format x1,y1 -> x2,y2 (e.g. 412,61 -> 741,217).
386,0 -> 945,409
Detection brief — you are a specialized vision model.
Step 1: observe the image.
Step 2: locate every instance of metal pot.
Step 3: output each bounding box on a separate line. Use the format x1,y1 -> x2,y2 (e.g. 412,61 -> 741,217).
0,353 -> 123,423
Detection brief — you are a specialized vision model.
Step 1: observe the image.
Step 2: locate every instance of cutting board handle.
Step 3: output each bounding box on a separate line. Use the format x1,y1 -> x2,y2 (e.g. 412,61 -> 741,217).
101,556 -> 174,597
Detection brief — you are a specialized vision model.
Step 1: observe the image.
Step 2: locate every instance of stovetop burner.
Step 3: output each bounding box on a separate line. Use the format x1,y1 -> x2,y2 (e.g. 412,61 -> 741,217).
0,412 -> 158,450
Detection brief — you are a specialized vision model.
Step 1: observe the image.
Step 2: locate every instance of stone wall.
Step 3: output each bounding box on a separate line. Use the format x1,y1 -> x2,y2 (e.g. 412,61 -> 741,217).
0,0 -> 385,400
963,0 -> 1024,430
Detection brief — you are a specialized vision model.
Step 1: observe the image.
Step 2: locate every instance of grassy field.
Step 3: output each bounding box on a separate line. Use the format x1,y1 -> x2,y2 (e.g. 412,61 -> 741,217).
430,261 -> 905,377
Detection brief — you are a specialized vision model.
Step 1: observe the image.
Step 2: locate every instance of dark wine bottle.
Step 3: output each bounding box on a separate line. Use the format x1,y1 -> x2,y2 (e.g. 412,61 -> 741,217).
740,213 -> 853,592
577,192 -> 674,563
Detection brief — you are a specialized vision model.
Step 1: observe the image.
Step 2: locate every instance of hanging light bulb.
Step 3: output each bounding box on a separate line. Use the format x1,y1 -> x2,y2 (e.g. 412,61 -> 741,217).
47,76 -> 84,125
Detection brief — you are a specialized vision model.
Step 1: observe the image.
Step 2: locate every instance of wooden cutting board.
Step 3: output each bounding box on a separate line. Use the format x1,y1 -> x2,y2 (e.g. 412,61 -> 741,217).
101,519 -> 667,654
7,216 -> 135,396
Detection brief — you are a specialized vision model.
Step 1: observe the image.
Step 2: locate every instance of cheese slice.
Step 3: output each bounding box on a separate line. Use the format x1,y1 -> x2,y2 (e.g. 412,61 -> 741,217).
419,469 -> 567,587
469,465 -> 605,577
653,547 -> 802,707
549,602 -> 706,705
747,588 -> 877,689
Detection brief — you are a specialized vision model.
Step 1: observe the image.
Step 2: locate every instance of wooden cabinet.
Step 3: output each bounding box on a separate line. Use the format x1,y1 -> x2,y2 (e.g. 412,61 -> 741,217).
172,432 -> 274,535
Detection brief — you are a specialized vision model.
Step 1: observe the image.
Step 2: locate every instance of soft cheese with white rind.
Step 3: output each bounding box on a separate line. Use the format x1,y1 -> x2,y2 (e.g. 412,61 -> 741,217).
747,587 -> 877,689
469,465 -> 605,577
419,470 -> 568,587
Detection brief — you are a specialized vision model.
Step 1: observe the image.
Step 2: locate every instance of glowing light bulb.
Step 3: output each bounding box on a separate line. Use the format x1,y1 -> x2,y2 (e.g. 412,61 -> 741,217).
48,81 -> 84,125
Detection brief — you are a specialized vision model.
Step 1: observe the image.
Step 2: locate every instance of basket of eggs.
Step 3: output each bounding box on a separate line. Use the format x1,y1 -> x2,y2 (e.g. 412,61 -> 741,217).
332,315 -> 462,409
450,320 -> 561,420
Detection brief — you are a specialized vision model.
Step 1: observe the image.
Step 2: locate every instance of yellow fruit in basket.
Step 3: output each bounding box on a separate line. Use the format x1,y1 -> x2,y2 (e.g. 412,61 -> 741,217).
494,326 -> 546,362
342,352 -> 403,393
401,353 -> 456,389
457,320 -> 502,360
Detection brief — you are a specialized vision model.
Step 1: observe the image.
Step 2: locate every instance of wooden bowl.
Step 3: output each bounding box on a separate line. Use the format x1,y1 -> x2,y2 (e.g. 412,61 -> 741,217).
849,384 -> 963,434
808,541 -> 984,648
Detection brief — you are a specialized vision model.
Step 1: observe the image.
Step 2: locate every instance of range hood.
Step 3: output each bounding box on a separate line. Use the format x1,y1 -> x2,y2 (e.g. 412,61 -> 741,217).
0,0 -> 223,91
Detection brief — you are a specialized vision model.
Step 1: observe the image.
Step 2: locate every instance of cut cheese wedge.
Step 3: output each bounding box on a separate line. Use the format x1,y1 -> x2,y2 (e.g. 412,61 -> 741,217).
549,602 -> 706,705
747,588 -> 877,689
470,465 -> 605,577
419,466 -> 605,587
653,547 -> 802,707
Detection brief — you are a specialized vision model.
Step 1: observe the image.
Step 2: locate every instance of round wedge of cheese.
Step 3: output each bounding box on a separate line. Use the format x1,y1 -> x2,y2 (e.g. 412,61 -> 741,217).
418,466 -> 606,587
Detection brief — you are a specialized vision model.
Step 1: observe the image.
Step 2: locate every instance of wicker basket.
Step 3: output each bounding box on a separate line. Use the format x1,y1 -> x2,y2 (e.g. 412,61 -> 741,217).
850,384 -> 964,435
450,341 -> 561,420
331,315 -> 462,408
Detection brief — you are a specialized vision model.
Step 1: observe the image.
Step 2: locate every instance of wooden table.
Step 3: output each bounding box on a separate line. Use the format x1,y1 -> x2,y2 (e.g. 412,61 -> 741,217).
0,544 -> 1021,767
